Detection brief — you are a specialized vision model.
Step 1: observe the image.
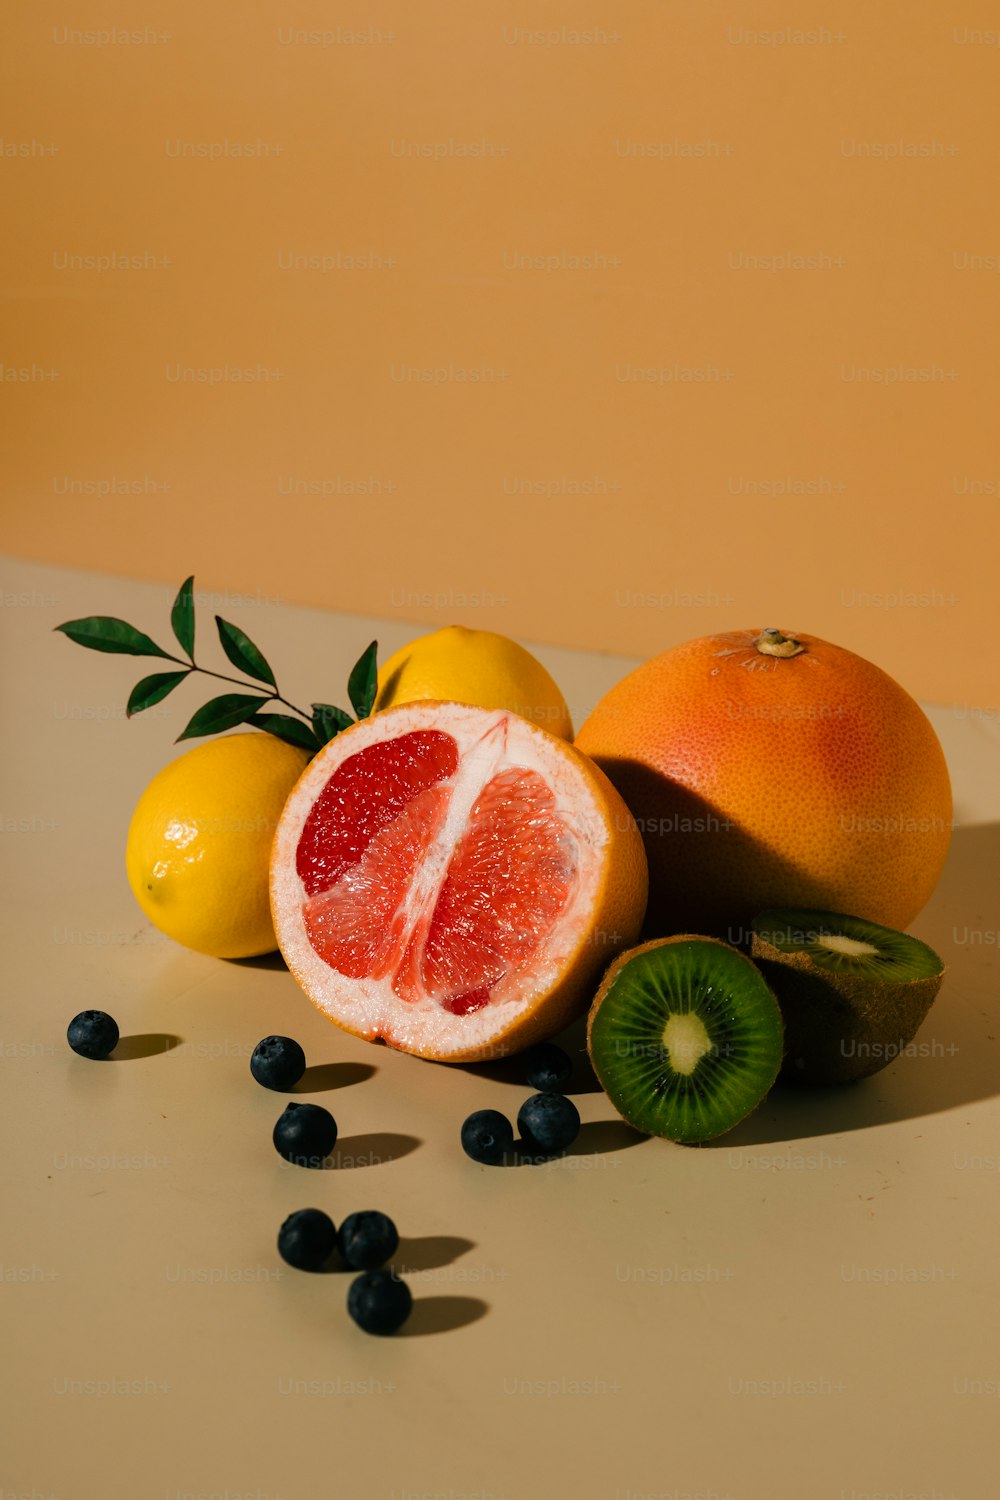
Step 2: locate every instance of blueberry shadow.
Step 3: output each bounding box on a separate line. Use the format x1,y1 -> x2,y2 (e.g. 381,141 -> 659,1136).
393,1235 -> 476,1273
112,1033 -> 183,1060
497,1119 -> 646,1167
294,1062 -> 376,1094
324,1132 -> 421,1169
398,1296 -> 489,1337
303,1236 -> 477,1277
315,1250 -> 349,1274
697,822 -> 1000,1144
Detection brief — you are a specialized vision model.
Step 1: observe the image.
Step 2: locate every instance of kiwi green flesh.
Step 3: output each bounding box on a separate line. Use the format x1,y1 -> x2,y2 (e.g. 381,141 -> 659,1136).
750,908 -> 943,982
588,938 -> 784,1144
750,910 -> 944,1085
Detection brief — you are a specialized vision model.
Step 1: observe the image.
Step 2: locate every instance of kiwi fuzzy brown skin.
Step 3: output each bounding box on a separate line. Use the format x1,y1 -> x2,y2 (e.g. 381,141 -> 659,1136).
750,933 -> 944,1085
586,934 -> 784,1144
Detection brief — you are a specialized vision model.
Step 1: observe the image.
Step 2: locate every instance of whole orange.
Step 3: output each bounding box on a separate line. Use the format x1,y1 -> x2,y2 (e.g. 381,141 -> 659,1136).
575,627 -> 952,938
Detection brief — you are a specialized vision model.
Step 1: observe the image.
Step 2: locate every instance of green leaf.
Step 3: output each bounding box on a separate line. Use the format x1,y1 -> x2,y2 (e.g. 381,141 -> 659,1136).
127,670 -> 190,717
215,616 -> 276,687
170,576 -> 195,659
55,616 -> 174,659
176,693 -> 266,742
251,713 -> 322,754
347,640 -> 378,720
312,702 -> 354,745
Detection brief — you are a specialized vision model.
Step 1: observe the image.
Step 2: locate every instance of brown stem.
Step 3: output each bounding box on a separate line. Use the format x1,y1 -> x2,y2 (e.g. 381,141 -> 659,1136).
754,627 -> 805,659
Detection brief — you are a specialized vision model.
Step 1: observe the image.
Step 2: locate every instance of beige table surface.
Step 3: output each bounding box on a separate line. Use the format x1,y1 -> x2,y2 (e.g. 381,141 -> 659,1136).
3,556 -> 998,1500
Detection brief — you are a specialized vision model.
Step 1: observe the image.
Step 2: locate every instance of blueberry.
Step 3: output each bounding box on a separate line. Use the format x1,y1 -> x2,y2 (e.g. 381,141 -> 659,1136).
347,1269 -> 412,1335
272,1103 -> 337,1167
278,1208 -> 337,1271
517,1092 -> 580,1157
338,1211 -> 399,1270
461,1109 -> 514,1166
523,1042 -> 572,1094
66,1010 -> 119,1060
251,1035 -> 306,1091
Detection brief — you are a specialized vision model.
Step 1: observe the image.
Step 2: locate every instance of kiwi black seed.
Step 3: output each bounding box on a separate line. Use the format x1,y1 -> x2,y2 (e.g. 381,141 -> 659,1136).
750,908 -> 945,1085
586,935 -> 784,1145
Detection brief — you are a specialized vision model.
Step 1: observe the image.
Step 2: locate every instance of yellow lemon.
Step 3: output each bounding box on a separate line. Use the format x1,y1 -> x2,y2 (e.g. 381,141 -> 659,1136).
126,734 -> 311,958
374,625 -> 573,739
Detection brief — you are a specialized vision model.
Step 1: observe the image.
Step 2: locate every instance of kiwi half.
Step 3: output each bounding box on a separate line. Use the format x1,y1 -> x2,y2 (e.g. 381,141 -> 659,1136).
587,936 -> 784,1144
750,908 -> 945,1085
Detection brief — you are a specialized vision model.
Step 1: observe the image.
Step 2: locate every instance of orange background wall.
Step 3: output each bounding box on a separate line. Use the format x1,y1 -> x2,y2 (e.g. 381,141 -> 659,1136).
3,0 -> 999,707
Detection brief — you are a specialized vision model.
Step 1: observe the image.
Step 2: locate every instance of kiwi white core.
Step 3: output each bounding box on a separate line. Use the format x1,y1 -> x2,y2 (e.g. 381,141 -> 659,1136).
816,934 -> 881,959
662,1012 -> 713,1076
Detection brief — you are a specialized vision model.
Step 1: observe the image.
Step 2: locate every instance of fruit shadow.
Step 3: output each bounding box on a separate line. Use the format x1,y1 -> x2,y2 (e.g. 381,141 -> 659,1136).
392,1235 -> 476,1272
566,1119 -> 647,1155
498,1120 -> 646,1166
454,1014 -> 603,1095
550,1015 -> 603,1093
112,1033 -> 183,1060
314,1236 -> 475,1277
378,661 -> 407,701
594,758 -> 806,943
398,1296 -> 489,1336
294,1062 -> 376,1094
225,950 -> 288,972
322,1132 -> 421,1169
700,821 -> 1000,1146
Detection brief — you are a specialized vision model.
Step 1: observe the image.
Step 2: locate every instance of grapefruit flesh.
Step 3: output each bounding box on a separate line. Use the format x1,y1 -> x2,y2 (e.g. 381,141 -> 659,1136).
271,703 -> 648,1061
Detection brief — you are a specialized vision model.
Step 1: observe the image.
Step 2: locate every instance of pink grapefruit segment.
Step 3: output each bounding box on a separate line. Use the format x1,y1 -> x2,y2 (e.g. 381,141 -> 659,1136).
295,729 -> 458,898
406,767 -> 575,1011
270,702 -> 648,1062
302,782 -> 452,981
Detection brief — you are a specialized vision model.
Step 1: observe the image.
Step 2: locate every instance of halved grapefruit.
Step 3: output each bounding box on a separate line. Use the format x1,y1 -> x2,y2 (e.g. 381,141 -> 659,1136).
270,702 -> 648,1062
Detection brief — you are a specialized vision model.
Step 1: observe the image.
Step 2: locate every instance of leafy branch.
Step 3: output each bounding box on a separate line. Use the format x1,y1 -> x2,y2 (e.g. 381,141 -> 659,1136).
55,575 -> 378,756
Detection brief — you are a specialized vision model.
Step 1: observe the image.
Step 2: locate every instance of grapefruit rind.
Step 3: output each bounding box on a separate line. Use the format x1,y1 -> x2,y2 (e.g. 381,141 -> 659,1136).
575,628 -> 953,935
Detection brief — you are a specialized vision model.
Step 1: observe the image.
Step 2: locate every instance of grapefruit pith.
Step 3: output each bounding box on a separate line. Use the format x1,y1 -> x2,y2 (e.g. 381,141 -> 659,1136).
270,702 -> 647,1061
575,627 -> 953,937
